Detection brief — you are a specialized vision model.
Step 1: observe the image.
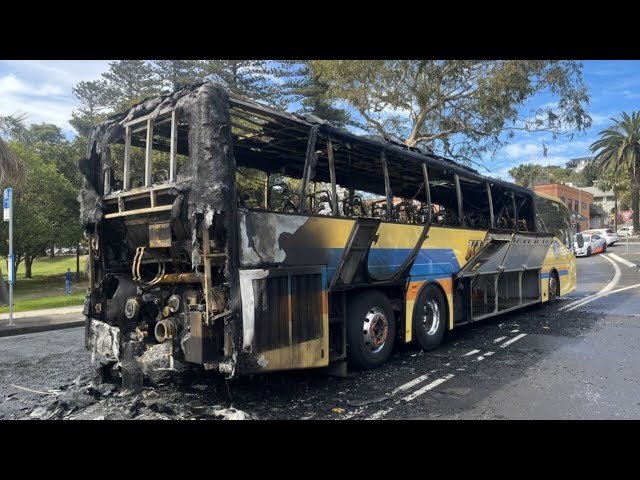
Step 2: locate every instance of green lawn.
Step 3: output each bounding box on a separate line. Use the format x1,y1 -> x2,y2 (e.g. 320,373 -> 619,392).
1,255 -> 88,312
10,256 -> 88,297
0,292 -> 86,314
15,255 -> 87,279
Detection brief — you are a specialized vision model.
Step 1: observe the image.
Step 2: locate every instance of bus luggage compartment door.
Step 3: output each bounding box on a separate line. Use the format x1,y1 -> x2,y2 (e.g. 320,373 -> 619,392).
238,266 -> 329,373
456,231 -> 553,321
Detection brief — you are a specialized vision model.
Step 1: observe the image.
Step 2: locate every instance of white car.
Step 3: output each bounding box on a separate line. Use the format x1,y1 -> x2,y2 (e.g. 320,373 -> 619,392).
573,233 -> 607,257
617,226 -> 635,237
583,228 -> 619,246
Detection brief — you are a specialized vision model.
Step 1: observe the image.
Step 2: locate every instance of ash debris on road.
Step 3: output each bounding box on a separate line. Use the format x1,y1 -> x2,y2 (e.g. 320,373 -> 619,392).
13,363 -> 254,421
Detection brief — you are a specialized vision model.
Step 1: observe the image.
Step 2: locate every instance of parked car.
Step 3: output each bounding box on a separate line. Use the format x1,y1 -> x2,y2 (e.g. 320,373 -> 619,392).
573,233 -> 607,257
617,226 -> 635,237
583,228 -> 619,246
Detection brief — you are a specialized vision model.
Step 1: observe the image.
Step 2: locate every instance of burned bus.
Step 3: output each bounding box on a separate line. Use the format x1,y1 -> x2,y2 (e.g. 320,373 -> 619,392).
80,82 -> 576,379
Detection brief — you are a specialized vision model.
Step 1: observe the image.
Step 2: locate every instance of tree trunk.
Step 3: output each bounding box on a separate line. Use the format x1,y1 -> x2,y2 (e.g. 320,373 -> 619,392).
24,255 -> 34,279
0,267 -> 8,306
49,243 -> 55,258
633,174 -> 640,233
614,188 -> 618,231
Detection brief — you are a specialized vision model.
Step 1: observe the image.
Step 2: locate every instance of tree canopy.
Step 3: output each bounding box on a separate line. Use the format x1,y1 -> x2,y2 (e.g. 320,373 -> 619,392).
310,60 -> 591,166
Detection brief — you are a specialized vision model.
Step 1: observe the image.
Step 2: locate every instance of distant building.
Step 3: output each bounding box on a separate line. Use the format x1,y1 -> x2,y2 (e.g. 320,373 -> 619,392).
566,156 -> 591,173
589,203 -> 609,229
533,183 -> 593,232
580,185 -> 616,215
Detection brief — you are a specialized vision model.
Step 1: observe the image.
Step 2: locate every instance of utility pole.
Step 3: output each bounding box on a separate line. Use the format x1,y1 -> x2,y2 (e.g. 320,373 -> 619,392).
3,188 -> 14,326
76,242 -> 80,282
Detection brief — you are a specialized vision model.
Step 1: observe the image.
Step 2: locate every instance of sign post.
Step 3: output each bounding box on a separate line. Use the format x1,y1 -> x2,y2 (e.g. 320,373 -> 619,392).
3,188 -> 14,326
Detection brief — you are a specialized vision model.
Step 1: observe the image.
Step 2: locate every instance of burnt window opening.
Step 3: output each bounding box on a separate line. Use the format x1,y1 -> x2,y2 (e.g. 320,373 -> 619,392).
107,109 -> 190,194
514,193 -> 536,232
491,185 -> 517,231
536,196 -> 572,246
385,155 -> 429,225
459,177 -> 492,230
429,168 -> 461,227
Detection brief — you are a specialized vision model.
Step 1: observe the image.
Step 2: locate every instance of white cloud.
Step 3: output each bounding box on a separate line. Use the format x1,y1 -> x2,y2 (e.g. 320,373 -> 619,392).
0,60 -> 112,136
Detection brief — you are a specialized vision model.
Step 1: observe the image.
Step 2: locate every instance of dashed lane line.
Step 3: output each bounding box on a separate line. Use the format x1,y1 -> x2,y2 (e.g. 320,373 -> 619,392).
500,333 -> 528,348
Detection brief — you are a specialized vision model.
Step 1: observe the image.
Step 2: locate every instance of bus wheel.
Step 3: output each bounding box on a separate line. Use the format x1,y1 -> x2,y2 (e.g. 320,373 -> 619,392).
413,284 -> 446,351
548,272 -> 560,305
346,290 -> 396,370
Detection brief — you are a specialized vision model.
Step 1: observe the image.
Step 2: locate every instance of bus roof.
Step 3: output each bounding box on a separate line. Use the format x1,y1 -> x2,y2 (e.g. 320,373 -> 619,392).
94,82 -> 538,199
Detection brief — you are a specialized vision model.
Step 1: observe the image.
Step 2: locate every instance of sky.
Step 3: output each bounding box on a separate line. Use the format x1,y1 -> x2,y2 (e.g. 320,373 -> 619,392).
1,60 -> 640,182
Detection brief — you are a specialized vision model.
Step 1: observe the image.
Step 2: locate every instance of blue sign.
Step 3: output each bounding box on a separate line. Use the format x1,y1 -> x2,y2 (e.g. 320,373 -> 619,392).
3,188 -> 12,222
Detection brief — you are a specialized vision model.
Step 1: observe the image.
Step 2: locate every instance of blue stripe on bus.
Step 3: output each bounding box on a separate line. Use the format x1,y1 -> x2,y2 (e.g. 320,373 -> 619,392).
542,269 -> 568,280
324,247 -> 460,286
367,248 -> 461,278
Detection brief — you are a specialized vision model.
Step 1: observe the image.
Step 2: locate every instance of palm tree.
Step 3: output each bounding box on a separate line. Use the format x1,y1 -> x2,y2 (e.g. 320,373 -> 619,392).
0,112 -> 31,187
0,112 -> 31,306
589,111 -> 640,232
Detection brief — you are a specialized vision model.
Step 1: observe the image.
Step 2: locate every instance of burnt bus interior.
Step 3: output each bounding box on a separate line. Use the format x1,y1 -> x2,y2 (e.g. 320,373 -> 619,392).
81,83 -> 566,380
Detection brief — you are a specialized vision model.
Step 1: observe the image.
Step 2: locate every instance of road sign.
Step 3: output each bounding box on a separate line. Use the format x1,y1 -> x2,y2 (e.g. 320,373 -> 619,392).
3,187 -> 12,221
621,210 -> 633,223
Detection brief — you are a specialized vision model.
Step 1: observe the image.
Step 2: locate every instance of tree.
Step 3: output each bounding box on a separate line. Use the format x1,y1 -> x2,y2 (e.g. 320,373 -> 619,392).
0,143 -> 82,278
508,163 -> 549,187
101,60 -> 160,110
152,60 -> 201,91
0,112 -> 31,186
597,166 -> 627,230
311,60 -> 591,166
200,60 -> 282,106
271,61 -> 353,128
70,80 -> 110,137
0,112 -> 32,305
589,111 -> 640,232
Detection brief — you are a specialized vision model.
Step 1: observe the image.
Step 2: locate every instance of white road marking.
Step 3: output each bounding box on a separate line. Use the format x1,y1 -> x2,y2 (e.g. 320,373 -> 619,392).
343,408 -> 365,420
402,374 -> 455,402
477,351 -> 495,361
564,283 -> 640,312
560,254 -> 621,311
608,253 -> 636,268
463,349 -> 481,356
390,374 -> 430,395
366,408 -> 395,420
510,329 -> 519,333
493,336 -> 506,343
500,333 -> 527,348
347,374 -> 433,419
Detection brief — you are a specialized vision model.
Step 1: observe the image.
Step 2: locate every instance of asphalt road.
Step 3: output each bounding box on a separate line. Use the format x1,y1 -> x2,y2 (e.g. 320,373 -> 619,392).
1,244 -> 639,420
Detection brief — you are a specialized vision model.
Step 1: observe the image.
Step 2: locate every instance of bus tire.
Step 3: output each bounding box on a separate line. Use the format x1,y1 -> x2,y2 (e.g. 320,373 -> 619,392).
548,271 -> 560,305
346,290 -> 396,370
413,284 -> 446,351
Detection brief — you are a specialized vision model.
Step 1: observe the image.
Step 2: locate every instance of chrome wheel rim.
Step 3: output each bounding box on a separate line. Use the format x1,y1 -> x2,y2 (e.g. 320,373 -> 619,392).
362,306 -> 388,353
423,299 -> 440,335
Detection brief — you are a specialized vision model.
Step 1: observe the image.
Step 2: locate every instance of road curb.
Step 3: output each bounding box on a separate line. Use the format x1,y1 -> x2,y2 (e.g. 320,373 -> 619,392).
0,320 -> 85,338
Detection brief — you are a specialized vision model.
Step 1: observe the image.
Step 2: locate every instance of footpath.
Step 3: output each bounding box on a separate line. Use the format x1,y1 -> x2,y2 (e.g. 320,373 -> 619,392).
0,306 -> 84,338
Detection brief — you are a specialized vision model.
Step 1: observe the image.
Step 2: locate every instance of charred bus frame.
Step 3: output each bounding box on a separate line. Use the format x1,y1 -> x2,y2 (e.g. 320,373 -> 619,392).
80,83 -> 575,380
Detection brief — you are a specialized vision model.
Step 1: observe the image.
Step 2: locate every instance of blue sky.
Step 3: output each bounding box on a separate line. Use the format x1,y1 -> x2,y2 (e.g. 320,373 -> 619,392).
1,60 -> 640,181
